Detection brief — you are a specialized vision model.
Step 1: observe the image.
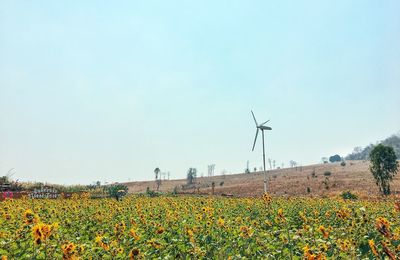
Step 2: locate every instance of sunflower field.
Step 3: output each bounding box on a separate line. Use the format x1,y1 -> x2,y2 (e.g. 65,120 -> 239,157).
1,194 -> 399,259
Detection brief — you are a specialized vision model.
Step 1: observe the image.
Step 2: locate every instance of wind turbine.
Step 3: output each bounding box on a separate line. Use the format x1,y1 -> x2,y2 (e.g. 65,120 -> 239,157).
251,110 -> 272,193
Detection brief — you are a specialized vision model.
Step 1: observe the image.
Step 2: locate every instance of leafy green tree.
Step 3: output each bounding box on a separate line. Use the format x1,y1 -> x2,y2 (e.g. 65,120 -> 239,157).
329,154 -> 341,163
107,184 -> 128,200
369,144 -> 399,195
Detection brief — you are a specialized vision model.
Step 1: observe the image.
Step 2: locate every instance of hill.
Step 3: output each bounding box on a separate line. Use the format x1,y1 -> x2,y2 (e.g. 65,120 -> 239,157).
123,160 -> 400,197
345,133 -> 400,160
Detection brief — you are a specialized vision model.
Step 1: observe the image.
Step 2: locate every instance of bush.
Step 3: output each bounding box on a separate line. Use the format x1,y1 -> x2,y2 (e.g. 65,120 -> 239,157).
146,189 -> 159,197
323,171 -> 332,176
219,181 -> 224,186
340,161 -> 346,167
340,191 -> 358,200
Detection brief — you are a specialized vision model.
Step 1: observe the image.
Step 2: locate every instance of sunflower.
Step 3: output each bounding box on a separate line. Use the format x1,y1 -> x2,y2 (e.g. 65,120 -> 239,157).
318,225 -> 329,239
24,209 -> 39,225
156,226 -> 165,234
61,242 -> 78,260
129,228 -> 140,240
95,236 -> 110,251
368,240 -> 378,256
114,222 -> 126,235
376,217 -> 391,238
32,224 -> 44,244
129,248 -> 139,259
217,217 -> 225,227
239,226 -> 253,238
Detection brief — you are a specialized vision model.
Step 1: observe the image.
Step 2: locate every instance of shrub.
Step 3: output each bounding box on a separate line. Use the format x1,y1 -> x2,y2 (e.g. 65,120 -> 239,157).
340,191 -> 358,200
146,189 -> 159,197
323,171 -> 332,176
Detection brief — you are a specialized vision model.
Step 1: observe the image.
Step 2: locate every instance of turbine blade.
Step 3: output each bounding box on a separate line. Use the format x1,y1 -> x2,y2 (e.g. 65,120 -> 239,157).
260,119 -> 270,126
251,110 -> 258,126
252,129 -> 259,151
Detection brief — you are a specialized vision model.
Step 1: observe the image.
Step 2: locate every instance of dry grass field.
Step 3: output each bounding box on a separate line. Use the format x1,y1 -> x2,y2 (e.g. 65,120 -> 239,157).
123,160 -> 400,197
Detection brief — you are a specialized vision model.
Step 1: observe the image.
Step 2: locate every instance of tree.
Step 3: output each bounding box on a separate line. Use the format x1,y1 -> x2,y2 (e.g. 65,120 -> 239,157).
154,168 -> 160,180
369,144 -> 399,195
186,168 -> 197,185
154,168 -> 161,190
268,158 -> 272,170
107,184 -> 128,200
289,160 -> 297,168
329,154 -> 342,163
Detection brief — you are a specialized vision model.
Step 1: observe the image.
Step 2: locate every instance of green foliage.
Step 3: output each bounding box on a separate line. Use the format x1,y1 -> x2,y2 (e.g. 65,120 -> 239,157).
369,144 -> 399,195
20,182 -> 91,193
340,191 -> 358,200
107,184 -> 128,199
329,154 -> 341,163
146,189 -> 159,197
2,196 -> 400,258
340,161 -> 346,167
0,176 -> 22,191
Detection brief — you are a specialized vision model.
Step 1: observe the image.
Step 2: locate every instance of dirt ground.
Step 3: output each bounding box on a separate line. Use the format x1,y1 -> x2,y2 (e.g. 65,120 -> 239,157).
122,160 -> 400,198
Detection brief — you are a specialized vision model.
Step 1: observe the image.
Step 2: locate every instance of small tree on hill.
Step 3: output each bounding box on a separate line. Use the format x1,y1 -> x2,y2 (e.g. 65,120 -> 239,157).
154,167 -> 161,190
329,154 -> 341,163
187,168 -> 197,185
289,160 -> 297,168
369,144 -> 399,195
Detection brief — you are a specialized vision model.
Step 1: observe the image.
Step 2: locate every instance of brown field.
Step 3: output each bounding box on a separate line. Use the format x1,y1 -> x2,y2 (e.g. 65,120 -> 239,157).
123,160 -> 400,198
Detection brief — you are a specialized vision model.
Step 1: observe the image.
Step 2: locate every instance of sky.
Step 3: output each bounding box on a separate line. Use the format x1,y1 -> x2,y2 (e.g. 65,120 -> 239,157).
1,1 -> 399,185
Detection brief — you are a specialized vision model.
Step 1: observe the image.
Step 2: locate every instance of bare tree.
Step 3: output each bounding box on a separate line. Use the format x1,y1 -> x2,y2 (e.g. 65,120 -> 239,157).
289,160 -> 297,168
268,158 -> 272,170
187,168 -> 197,185
208,164 -> 215,177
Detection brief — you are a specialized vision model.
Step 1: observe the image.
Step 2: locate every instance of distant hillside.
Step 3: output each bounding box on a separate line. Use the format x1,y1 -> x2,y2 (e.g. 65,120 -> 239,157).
123,160 -> 400,197
345,133 -> 400,160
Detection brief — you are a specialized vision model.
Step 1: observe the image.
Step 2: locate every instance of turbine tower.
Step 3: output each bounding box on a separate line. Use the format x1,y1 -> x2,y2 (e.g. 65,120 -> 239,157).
251,110 -> 272,193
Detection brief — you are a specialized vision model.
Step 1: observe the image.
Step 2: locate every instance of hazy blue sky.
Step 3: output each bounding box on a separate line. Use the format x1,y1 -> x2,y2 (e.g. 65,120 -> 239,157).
1,1 -> 399,185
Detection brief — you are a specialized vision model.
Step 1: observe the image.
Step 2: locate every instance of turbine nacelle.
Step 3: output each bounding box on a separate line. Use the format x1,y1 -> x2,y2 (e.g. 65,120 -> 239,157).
251,110 -> 272,151
259,125 -> 272,131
